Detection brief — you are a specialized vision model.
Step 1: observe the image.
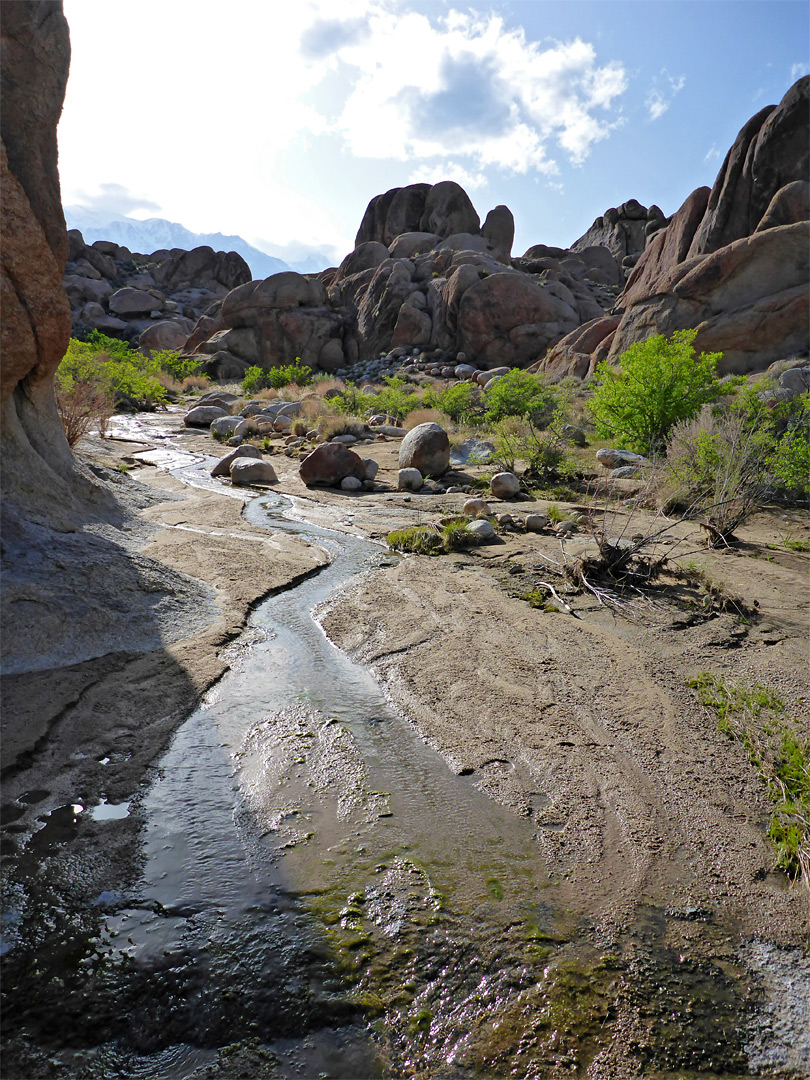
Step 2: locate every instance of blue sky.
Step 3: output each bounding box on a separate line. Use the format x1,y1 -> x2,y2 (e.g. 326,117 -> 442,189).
58,0 -> 808,266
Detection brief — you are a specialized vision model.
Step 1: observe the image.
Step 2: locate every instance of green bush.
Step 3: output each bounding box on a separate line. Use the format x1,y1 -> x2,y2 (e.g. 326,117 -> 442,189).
484,369 -> 558,425
589,329 -> 726,453
241,362 -> 313,395
423,381 -> 482,423
57,335 -> 168,409
153,349 -> 204,381
365,376 -> 421,420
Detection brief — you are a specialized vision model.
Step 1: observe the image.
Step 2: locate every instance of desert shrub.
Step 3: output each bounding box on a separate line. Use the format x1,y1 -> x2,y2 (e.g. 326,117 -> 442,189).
404,408 -> 445,430
366,376 -> 421,420
589,329 -> 726,453
54,364 -> 114,446
664,408 -> 772,543
181,374 -> 211,392
56,335 -> 167,413
319,416 -> 369,440
152,349 -> 204,381
492,401 -> 575,485
484,369 -> 558,425
329,384 -> 369,415
423,381 -> 482,423
733,385 -> 809,500
769,426 -> 810,498
386,518 -> 484,555
241,362 -> 313,395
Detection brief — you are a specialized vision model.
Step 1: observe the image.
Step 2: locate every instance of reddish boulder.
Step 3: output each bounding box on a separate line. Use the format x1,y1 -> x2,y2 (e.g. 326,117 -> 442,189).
299,443 -> 367,487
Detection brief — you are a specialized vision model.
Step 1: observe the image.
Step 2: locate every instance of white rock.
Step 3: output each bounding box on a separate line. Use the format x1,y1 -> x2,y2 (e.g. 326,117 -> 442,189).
490,472 -> 520,499
524,513 -> 548,532
340,475 -> 363,491
211,416 -> 247,438
332,433 -> 357,444
184,405 -> 228,427
229,459 -> 278,486
467,519 -> 496,541
463,497 -> 491,518
398,468 -> 423,491
210,444 -> 262,477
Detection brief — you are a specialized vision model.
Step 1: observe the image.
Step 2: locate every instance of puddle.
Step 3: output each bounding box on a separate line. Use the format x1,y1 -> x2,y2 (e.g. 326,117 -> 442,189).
89,800 -> 131,821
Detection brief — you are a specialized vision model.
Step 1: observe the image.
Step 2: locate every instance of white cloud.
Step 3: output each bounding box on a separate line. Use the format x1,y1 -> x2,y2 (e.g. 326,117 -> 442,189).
309,9 -> 627,174
408,161 -> 489,191
704,144 -> 723,163
646,71 -> 686,121
790,61 -> 809,82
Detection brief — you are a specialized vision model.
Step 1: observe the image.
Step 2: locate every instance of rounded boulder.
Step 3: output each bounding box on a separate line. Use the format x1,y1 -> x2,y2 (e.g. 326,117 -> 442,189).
299,443 -> 366,487
229,459 -> 278,486
490,472 -> 521,499
398,422 -> 450,477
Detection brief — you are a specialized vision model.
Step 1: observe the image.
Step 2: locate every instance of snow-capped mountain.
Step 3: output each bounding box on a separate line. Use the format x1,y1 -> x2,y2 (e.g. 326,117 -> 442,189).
63,207 -> 319,280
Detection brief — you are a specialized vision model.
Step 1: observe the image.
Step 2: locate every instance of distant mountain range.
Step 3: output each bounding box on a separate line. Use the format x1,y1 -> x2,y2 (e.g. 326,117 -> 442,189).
63,206 -> 334,279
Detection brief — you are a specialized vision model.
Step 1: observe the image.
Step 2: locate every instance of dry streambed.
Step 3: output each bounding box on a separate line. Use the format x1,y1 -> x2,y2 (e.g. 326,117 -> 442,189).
1,412 -> 809,1079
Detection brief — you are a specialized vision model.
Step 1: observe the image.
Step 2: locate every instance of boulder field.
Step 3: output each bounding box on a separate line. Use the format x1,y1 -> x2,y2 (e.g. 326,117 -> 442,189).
59,76 -> 806,387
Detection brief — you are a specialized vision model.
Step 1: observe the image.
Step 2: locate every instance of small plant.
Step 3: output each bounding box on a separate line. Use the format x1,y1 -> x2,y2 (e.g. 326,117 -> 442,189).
366,376 -> 421,421
688,673 -> 808,880
386,526 -> 445,556
589,329 -> 726,453
386,517 -> 484,555
319,416 -> 369,440
784,533 -> 810,553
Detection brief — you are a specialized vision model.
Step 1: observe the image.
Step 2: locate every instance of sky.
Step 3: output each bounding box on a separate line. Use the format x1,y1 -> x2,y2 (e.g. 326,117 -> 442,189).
58,0 -> 808,267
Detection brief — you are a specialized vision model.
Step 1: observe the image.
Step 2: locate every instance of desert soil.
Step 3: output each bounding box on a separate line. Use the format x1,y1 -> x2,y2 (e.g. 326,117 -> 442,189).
2,405 -> 808,1078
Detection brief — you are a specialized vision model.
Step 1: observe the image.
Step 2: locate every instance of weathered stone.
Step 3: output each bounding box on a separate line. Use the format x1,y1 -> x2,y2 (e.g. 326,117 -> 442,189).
210,443 -> 262,477
299,442 -> 366,486
1,0 -> 75,520
184,405 -> 228,427
139,319 -> 194,352
490,472 -> 520,499
525,513 -> 548,532
398,422 -> 450,477
467,519 -> 496,541
362,458 -> 379,480
109,287 -> 163,317
340,475 -> 363,491
596,448 -> 651,468
458,274 -> 579,369
229,458 -> 278,486
211,416 -> 247,438
398,467 -> 423,491
463,498 -> 491,518
481,205 -> 515,258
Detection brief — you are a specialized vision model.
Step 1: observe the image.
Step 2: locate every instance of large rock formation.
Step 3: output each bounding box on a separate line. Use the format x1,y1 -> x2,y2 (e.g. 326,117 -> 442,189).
183,184 -> 618,374
1,1 -> 79,522
538,77 -> 810,378
63,230 -> 251,348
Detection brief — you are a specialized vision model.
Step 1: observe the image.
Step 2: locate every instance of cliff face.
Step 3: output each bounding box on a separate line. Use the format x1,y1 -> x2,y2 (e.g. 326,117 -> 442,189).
0,1 -> 80,523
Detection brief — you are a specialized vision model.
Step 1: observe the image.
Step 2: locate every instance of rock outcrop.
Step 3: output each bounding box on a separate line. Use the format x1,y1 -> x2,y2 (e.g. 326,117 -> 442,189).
1,1 -> 79,521
538,77 -> 809,378
63,230 -> 251,351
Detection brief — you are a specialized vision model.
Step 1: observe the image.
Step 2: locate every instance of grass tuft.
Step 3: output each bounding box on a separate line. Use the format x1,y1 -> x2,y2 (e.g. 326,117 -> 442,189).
688,672 -> 809,880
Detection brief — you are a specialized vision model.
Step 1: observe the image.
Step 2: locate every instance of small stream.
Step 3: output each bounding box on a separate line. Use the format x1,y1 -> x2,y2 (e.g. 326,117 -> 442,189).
92,463 -> 562,1078
3,423 -> 803,1078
